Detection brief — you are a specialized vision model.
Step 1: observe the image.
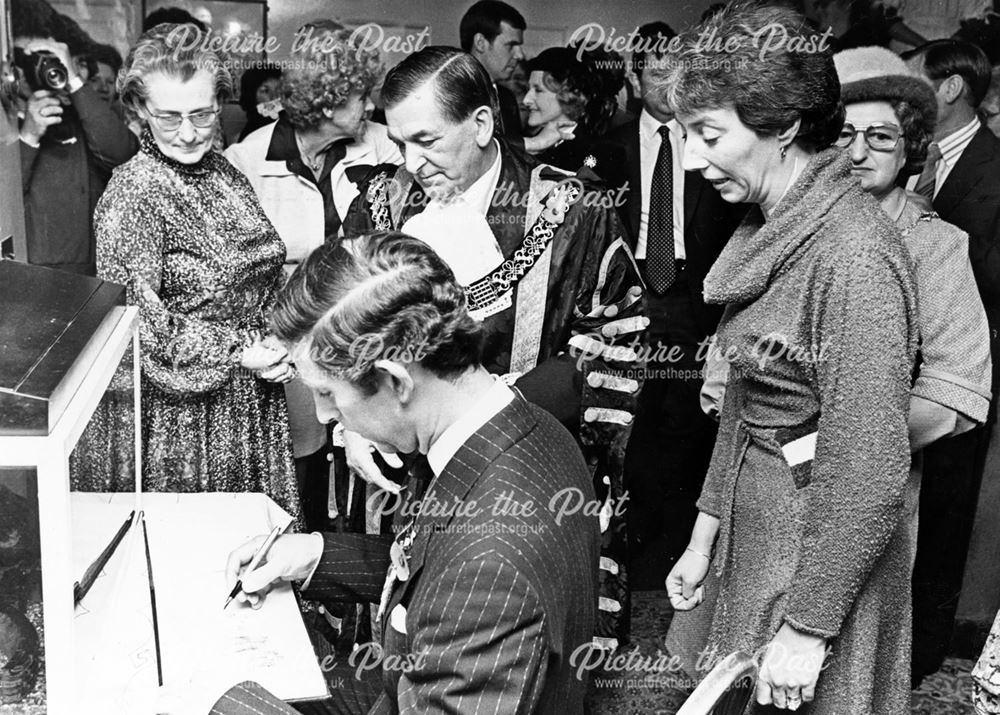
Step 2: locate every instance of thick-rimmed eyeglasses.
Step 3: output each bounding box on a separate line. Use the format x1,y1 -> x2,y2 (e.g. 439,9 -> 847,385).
145,106 -> 220,131
835,122 -> 902,152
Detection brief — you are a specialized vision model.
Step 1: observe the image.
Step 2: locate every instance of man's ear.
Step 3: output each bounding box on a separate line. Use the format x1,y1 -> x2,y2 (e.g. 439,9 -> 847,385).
473,32 -> 490,56
627,67 -> 641,98
471,104 -> 495,147
942,74 -> 967,105
374,359 -> 415,403
776,118 -> 802,153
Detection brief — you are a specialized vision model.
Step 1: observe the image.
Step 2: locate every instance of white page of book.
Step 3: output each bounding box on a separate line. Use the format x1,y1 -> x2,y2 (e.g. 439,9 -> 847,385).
71,492 -> 327,712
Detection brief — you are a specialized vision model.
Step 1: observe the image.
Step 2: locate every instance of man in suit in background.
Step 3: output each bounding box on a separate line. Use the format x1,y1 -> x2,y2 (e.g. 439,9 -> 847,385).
593,22 -> 747,587
460,0 -> 525,140
459,1 -> 570,154
904,39 -> 1000,686
206,234 -> 599,715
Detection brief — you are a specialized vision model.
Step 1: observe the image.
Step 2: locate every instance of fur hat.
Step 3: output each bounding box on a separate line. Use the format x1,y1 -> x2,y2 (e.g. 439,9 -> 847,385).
834,46 -> 938,137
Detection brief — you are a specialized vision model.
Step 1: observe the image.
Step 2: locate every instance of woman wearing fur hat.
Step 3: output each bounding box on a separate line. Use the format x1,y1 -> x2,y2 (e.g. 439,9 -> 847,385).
834,46 -> 992,451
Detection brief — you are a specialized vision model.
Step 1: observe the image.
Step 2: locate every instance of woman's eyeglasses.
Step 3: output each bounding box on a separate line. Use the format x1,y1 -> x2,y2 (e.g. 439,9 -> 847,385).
835,123 -> 902,152
145,106 -> 220,131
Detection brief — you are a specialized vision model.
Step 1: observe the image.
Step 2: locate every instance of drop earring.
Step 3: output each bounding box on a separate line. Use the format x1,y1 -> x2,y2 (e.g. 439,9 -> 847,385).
780,144 -> 788,160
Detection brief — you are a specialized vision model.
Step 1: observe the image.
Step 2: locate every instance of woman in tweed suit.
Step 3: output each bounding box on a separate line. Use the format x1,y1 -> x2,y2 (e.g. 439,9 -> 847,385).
663,4 -> 918,713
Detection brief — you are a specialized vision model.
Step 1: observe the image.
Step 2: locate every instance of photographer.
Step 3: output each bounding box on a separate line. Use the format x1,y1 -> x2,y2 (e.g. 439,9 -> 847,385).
14,10 -> 138,276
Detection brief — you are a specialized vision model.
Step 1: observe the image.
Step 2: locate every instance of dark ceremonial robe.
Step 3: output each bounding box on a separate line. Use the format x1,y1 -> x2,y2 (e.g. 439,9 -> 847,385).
210,398 -> 600,714
341,140 -> 646,648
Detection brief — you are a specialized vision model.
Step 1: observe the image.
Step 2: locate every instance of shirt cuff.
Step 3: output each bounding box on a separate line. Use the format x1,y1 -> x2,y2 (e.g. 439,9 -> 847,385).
298,532 -> 326,590
19,134 -> 40,149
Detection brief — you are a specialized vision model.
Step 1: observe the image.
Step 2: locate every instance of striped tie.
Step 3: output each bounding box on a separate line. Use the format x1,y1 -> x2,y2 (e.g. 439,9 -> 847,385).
914,143 -> 941,199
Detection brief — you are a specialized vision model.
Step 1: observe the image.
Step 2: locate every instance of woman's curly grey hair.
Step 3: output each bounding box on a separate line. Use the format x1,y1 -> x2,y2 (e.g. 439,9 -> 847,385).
657,1 -> 844,151
282,20 -> 383,129
118,23 -> 233,123
271,232 -> 484,395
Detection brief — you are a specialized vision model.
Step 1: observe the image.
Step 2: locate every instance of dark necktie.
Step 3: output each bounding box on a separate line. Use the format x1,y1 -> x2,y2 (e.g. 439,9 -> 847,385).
914,142 -> 941,199
646,125 -> 676,293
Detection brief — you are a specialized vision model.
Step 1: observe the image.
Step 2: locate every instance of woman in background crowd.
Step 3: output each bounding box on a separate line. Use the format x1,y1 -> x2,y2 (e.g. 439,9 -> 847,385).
87,23 -> 300,517
522,45 -> 624,171
835,46 -> 992,450
225,20 -> 401,530
236,63 -> 282,142
663,4 -> 918,712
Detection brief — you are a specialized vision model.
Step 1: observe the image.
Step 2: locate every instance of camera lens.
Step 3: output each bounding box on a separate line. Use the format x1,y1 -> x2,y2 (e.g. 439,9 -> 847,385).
40,59 -> 68,91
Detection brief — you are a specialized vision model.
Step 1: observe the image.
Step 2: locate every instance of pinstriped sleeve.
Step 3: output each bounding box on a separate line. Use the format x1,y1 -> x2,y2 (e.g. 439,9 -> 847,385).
300,532 -> 394,603
398,557 -> 548,714
209,681 -> 297,715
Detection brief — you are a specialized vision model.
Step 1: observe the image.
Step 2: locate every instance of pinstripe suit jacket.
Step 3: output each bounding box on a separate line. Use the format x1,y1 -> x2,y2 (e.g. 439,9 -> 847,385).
211,397 -> 600,715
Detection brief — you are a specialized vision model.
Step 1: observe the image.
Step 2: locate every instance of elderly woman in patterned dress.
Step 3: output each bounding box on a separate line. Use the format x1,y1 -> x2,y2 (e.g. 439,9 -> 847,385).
663,4 -> 918,713
83,24 -> 299,516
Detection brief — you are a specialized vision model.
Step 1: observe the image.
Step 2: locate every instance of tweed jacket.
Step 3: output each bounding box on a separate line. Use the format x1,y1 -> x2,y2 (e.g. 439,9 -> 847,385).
699,149 -> 918,713
210,397 -> 600,714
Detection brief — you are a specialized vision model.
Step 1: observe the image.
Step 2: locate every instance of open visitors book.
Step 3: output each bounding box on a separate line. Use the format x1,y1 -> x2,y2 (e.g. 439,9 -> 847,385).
70,492 -> 328,713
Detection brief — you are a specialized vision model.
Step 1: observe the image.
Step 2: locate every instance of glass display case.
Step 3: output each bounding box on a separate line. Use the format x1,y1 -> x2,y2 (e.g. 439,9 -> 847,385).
0,261 -> 139,714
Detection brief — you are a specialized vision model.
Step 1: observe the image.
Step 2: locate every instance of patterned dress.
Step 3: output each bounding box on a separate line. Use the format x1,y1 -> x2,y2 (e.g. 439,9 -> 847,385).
79,130 -> 299,518
975,609 -> 1000,713
698,150 -> 918,713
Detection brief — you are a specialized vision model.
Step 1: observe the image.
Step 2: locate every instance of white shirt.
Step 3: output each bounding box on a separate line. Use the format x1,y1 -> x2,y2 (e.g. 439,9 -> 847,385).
400,141 -> 505,286
636,109 -> 686,261
906,116 -> 980,199
454,139 -> 504,216
426,379 -> 515,476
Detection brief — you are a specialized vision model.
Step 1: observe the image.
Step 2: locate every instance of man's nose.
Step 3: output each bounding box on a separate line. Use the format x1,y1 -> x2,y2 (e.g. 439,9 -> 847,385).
403,144 -> 426,176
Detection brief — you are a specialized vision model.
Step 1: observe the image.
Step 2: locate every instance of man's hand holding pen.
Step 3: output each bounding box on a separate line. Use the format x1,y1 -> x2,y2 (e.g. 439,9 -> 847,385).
224,533 -> 325,609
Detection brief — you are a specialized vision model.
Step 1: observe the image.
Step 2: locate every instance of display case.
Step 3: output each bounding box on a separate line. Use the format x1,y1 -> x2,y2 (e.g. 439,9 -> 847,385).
0,261 -> 139,714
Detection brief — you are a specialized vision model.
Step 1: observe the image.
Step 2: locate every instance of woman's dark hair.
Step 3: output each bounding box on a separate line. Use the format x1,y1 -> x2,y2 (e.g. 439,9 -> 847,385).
891,98 -> 932,176
529,45 -> 625,137
902,39 -> 992,108
382,47 -> 500,129
239,64 -> 282,113
90,43 -> 124,74
272,233 -> 484,395
143,7 -> 207,33
660,1 -> 844,152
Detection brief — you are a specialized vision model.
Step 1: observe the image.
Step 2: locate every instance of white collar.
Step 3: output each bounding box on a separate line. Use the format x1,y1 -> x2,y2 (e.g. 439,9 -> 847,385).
441,139 -> 503,215
639,108 -> 676,142
426,378 -> 514,476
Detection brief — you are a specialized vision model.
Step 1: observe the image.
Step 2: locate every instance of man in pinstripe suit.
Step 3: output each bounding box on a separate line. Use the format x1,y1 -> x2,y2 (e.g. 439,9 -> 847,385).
207,233 -> 599,715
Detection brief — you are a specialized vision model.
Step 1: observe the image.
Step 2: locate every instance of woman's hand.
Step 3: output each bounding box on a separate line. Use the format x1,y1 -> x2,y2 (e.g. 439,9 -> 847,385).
523,120 -> 577,154
756,622 -> 827,710
341,426 -> 404,495
665,547 -> 711,611
239,338 -> 295,383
